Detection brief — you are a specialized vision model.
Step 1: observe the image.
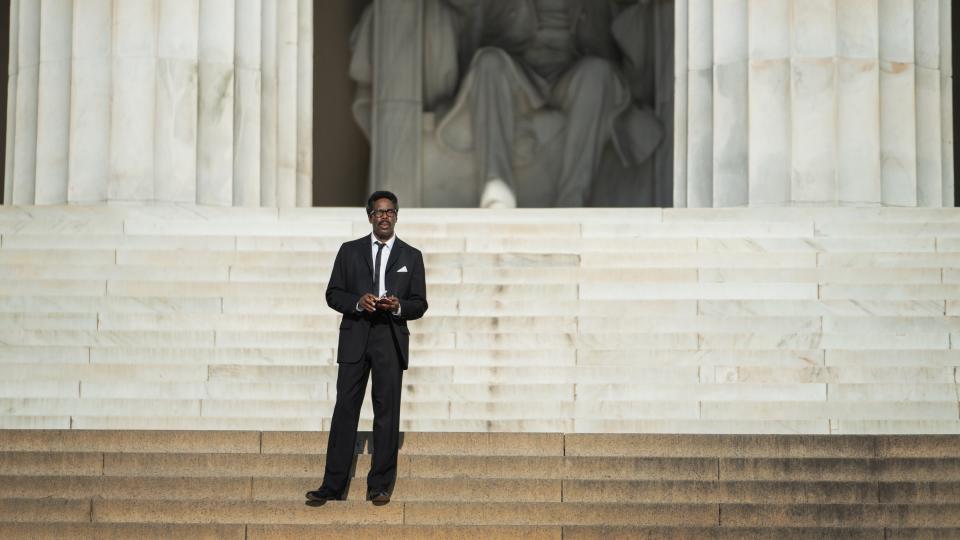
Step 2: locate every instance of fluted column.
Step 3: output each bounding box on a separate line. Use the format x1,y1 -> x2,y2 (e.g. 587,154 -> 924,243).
234,0 -> 262,207
712,0 -> 748,206
3,0 -> 18,205
837,0 -> 880,205
748,0 -> 790,205
69,0 -> 111,203
109,0 -> 157,202
296,0 -> 313,207
155,0 -> 199,204
10,0 -> 39,205
672,0 -> 688,207
792,0 -> 837,204
914,0 -> 940,206
35,0 -> 72,204
941,0 -> 954,205
879,0 -> 917,206
275,0 -> 298,207
682,0 -> 712,207
197,0 -> 235,206
675,0 -> 953,207
4,0 -> 312,207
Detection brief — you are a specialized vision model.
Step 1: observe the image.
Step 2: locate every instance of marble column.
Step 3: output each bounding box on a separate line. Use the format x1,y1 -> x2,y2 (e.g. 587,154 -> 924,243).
939,0 -> 953,205
3,0 -> 17,205
34,0 -> 72,205
879,0 -> 917,206
712,0 -> 748,207
68,0 -> 112,204
259,0 -> 277,207
109,0 -> 158,203
4,0 -> 313,207
837,0 -> 880,205
275,0 -> 298,208
674,0 -> 954,207
792,0 -> 837,204
234,0 -> 262,207
9,0 -> 39,205
296,0 -> 313,207
748,0 -> 790,205
672,0 -> 688,208
197,0 -> 235,206
155,0 -> 199,204
915,0 -> 941,206
682,0 -> 713,207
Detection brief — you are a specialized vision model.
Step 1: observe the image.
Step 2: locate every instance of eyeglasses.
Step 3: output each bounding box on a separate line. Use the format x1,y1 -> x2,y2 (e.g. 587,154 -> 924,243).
369,209 -> 397,218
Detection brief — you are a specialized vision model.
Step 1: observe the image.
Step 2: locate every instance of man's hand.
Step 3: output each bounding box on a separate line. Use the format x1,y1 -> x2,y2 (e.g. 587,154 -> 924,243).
358,293 -> 379,312
376,295 -> 400,314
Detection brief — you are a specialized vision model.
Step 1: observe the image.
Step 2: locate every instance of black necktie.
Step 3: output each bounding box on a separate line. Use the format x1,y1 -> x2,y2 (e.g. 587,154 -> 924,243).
373,241 -> 385,295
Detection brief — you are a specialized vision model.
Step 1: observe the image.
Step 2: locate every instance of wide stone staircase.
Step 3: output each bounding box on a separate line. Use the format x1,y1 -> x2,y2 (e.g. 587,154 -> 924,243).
2,205 -> 960,535
0,205 -> 958,433
1,429 -> 959,538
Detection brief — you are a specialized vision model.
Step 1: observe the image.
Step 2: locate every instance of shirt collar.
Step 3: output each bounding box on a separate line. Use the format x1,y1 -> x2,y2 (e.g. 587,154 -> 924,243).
371,233 -> 396,249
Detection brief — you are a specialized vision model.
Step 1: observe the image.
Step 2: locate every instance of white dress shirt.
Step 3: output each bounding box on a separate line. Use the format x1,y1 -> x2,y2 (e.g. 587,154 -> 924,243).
370,233 -> 396,297
355,233 -> 400,315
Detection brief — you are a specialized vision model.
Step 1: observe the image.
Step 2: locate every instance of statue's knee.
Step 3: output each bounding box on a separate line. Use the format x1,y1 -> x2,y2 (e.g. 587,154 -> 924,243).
471,47 -> 511,76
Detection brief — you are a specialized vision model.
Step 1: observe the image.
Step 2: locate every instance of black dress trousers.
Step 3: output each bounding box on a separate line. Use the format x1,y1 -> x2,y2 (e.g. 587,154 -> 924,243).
321,316 -> 403,495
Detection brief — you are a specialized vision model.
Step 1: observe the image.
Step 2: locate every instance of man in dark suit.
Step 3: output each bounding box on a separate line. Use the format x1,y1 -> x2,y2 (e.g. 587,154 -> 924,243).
306,191 -> 428,504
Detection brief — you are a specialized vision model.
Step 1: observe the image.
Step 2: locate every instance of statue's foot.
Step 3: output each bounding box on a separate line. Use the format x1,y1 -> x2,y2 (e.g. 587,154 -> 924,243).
480,179 -> 517,209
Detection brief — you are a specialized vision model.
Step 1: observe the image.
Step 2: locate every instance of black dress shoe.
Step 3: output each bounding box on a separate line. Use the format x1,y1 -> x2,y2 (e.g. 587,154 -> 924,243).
305,487 -> 339,503
367,488 -> 390,503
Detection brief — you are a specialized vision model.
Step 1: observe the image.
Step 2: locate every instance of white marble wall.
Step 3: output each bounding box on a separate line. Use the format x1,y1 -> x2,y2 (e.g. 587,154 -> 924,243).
675,0 -> 954,208
4,0 -> 312,207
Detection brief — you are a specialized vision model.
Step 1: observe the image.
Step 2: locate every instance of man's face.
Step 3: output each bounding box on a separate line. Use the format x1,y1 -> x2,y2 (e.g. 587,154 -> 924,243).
369,198 -> 398,240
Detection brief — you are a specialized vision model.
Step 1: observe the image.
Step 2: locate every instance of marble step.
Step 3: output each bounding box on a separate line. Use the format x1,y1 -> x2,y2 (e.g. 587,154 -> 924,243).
5,414 -> 960,434
4,475 -> 959,504
6,312 -> 957,335
247,525 -> 897,540
0,476 -> 560,503
0,430 -> 560,455
2,313 -> 948,334
13,249 -> 960,271
0,328 -> 957,351
0,523 -> 246,540
1,263 -> 955,286
0,453 -> 718,480
30,346 -> 947,369
3,431 -> 957,457
0,523 -> 560,540
1,296 -> 947,318
5,499 -> 954,528
4,452 -> 959,482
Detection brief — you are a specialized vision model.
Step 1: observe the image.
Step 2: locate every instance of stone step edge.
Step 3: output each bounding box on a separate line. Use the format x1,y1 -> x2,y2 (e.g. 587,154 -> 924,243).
3,431 -> 959,457
4,499 -> 960,527
2,476 -> 958,504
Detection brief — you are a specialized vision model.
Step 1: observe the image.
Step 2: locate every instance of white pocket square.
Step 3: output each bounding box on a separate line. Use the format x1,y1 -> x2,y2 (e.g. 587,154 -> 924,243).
397,266 -> 408,273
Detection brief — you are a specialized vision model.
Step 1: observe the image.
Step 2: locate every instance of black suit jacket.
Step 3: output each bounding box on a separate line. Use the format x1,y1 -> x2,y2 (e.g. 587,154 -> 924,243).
326,235 -> 428,370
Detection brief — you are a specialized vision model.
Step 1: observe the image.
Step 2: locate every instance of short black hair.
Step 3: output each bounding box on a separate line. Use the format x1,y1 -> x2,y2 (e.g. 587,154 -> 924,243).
366,190 -> 399,215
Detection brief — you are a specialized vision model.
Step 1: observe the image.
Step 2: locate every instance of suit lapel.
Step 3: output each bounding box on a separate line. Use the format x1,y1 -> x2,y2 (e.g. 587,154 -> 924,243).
361,236 -> 373,270
385,239 -> 403,273
383,239 -> 404,293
